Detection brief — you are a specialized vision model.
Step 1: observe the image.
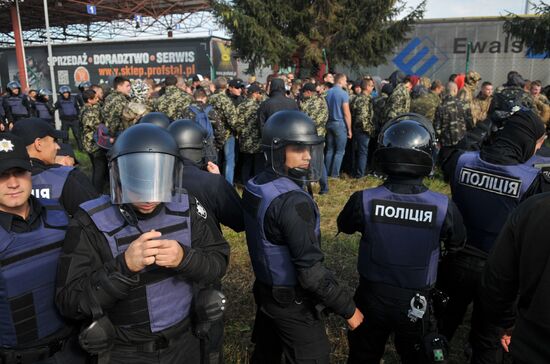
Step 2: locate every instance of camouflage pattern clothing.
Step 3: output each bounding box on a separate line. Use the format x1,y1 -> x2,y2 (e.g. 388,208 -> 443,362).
410,91 -> 441,122
350,93 -> 374,135
373,92 -> 389,131
181,101 -> 225,150
80,103 -> 103,154
301,94 -> 329,137
208,90 -> 236,142
471,94 -> 492,123
383,83 -> 410,123
103,91 -> 130,135
533,94 -> 550,125
493,86 -> 535,113
458,84 -> 476,104
434,95 -> 474,147
234,97 -> 262,154
154,85 -> 193,121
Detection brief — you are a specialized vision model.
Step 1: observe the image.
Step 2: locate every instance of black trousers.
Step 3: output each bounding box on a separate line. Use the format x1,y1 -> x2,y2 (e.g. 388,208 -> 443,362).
347,283 -> 427,364
240,152 -> 264,185
61,119 -> 82,150
250,287 -> 330,364
437,252 -> 505,364
108,329 -> 200,364
88,149 -> 109,194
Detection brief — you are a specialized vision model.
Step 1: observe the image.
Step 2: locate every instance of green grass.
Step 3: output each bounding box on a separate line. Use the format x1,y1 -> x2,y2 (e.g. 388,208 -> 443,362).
222,174 -> 475,364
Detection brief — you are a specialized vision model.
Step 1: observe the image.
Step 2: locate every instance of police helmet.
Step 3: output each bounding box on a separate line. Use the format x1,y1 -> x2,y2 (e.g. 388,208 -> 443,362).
138,112 -> 171,129
262,110 -> 325,182
78,81 -> 92,92
374,113 -> 437,177
38,88 -> 52,97
109,123 -> 182,204
58,85 -> 72,95
7,81 -> 21,93
167,119 -> 208,166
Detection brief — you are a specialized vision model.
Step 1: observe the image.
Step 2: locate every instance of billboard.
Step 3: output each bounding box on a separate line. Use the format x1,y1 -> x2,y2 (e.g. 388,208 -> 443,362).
344,17 -> 550,86
0,37 -> 238,91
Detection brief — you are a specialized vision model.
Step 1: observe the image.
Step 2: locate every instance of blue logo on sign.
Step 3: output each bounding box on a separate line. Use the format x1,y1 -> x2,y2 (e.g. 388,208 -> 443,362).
525,48 -> 549,59
393,37 -> 448,76
86,5 -> 96,15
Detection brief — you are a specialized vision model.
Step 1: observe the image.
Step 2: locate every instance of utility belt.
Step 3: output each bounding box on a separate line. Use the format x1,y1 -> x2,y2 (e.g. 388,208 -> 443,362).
360,278 -> 432,301
0,337 -> 65,364
254,281 -> 311,307
113,317 -> 191,353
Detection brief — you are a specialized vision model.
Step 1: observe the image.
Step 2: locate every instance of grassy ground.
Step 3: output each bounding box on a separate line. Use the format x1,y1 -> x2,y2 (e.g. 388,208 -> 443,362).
71,144 -> 472,364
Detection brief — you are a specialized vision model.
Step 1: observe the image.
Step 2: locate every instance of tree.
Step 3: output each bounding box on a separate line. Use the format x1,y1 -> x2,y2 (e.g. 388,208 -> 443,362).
504,1 -> 550,57
212,0 -> 426,73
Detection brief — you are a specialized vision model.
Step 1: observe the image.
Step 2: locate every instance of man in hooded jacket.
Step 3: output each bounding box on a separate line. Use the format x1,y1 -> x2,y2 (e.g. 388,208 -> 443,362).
437,110 -> 549,364
257,78 -> 299,128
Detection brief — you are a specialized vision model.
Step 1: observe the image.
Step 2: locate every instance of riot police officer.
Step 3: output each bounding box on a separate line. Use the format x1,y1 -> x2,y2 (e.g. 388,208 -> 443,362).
337,114 -> 466,364
168,119 -> 243,364
0,133 -> 86,364
33,88 -> 56,126
2,81 -> 31,126
54,86 -> 81,148
55,123 -> 229,364
438,109 -> 548,364
11,118 -> 98,216
242,110 -> 363,364
168,119 -> 244,232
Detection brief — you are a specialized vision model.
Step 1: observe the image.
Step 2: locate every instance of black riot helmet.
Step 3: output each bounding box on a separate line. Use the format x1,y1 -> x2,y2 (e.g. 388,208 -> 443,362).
109,123 -> 182,204
262,110 -> 325,182
58,85 -> 71,95
374,113 -> 437,177
138,112 -> 171,129
7,81 -> 21,94
78,81 -> 92,93
167,119 -> 209,166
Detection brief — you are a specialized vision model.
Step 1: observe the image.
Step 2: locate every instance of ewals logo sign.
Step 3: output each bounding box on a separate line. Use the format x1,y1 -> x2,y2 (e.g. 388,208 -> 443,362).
393,37 -> 448,76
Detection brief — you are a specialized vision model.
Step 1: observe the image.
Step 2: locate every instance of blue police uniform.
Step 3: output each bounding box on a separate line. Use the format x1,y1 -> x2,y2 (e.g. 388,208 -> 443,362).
55,96 -> 81,148
338,178 -> 465,364
243,171 -> 356,364
55,193 -> 229,363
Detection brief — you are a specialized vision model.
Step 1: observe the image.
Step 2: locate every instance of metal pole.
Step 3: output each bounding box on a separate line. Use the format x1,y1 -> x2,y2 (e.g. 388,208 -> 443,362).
524,0 -> 531,14
465,41 -> 472,73
10,0 -> 28,91
43,0 -> 60,129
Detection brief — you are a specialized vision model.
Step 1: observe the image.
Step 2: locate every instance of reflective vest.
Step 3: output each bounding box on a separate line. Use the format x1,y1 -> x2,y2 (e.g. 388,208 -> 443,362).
31,166 -> 73,214
6,96 -> 28,117
58,98 -> 77,118
243,176 -> 320,286
452,151 -> 539,253
80,195 -> 193,333
0,205 -> 68,347
359,186 -> 448,289
34,101 -> 53,121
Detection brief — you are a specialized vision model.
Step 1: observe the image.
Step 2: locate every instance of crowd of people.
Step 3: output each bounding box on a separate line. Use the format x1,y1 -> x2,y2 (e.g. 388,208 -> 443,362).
0,67 -> 549,364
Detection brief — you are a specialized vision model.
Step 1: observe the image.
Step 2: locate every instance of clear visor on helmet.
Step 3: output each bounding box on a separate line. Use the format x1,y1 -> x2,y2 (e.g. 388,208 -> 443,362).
269,142 -> 325,182
109,152 -> 180,204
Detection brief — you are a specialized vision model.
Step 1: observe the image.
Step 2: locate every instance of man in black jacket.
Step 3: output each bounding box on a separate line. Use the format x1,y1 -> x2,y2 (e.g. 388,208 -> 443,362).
257,78 -> 299,128
480,193 -> 550,364
55,124 -> 229,364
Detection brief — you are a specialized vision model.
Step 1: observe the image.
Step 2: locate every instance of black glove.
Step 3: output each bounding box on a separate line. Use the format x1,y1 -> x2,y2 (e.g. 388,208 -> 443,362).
79,316 -> 116,355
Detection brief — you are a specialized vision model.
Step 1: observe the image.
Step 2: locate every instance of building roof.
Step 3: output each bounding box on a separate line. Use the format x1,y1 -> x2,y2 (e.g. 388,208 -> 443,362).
0,0 -> 211,38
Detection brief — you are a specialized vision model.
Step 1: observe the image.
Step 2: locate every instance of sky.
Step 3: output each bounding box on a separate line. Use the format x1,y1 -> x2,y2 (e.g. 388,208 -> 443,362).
404,0 -> 532,19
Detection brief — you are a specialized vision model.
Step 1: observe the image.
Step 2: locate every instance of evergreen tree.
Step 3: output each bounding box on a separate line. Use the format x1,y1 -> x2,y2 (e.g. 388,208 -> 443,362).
504,2 -> 550,57
212,0 -> 426,72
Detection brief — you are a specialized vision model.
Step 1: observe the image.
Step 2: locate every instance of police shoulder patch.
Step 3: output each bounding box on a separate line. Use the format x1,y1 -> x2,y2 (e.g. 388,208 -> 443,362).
195,198 -> 207,219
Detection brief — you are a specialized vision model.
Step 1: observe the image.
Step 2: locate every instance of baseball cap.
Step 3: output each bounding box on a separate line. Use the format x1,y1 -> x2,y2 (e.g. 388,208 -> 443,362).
11,118 -> 67,146
192,74 -> 204,82
301,83 -> 317,93
0,133 -> 32,175
228,79 -> 244,88
247,84 -> 262,94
